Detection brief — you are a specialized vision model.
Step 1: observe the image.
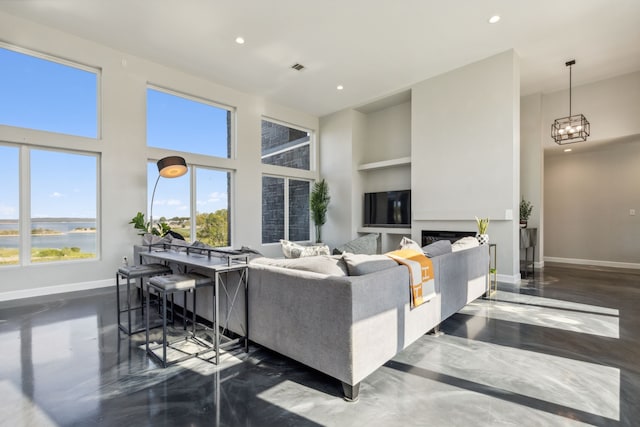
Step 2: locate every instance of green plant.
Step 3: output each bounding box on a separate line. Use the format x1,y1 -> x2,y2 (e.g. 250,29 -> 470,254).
310,179 -> 330,243
520,199 -> 533,221
475,216 -> 489,234
129,211 -> 171,236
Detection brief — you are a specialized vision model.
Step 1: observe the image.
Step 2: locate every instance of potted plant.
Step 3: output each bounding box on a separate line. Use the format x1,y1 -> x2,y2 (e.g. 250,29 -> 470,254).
520,199 -> 533,228
475,216 -> 489,245
310,179 -> 330,243
129,212 -> 171,244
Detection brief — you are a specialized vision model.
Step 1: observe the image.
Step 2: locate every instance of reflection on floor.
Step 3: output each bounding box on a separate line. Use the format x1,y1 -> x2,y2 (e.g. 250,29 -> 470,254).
0,264 -> 639,426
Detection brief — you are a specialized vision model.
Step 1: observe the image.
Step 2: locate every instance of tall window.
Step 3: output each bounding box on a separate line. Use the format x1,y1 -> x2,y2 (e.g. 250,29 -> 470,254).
147,163 -> 231,247
0,46 -> 99,138
0,45 -> 100,268
147,87 -> 232,158
0,145 -> 98,266
261,119 -> 313,244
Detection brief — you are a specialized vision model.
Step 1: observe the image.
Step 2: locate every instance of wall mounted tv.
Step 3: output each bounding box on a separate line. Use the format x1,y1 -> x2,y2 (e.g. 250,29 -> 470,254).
364,190 -> 411,227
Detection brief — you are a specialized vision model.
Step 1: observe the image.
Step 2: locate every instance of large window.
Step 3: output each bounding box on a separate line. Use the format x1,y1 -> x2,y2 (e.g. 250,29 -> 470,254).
0,46 -> 98,138
260,119 -> 313,244
261,119 -> 311,170
147,87 -> 232,158
262,176 -> 310,244
0,145 -> 98,266
147,163 -> 231,247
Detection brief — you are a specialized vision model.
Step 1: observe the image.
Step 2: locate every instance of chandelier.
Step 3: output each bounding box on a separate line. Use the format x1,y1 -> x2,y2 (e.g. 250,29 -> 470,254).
551,60 -> 590,145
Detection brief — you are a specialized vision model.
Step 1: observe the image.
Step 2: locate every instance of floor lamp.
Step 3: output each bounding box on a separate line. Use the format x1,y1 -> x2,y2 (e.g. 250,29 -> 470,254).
149,156 -> 188,234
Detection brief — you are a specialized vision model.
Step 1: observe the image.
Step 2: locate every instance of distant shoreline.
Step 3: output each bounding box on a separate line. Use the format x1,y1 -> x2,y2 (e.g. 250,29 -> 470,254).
0,218 -> 96,224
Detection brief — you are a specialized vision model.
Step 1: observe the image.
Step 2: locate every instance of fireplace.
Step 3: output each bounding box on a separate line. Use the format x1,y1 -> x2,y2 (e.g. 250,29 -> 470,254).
421,230 -> 476,246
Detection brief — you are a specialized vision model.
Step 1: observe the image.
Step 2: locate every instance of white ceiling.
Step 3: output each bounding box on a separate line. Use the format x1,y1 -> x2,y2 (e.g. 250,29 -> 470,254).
1,0 -> 640,117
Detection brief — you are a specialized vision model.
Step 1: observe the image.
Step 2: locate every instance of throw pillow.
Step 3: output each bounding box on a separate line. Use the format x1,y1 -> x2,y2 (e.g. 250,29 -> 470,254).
421,239 -> 452,258
251,255 -> 348,276
342,253 -> 398,276
333,233 -> 379,255
281,240 -> 331,258
398,236 -> 422,252
451,236 -> 480,252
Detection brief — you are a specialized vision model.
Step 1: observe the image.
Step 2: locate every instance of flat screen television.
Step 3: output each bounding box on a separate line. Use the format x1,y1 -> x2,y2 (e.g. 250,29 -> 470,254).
364,190 -> 411,227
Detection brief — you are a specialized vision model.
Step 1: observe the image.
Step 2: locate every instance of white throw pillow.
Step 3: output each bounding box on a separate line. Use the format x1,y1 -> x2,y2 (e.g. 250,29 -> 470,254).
280,240 -> 330,258
398,236 -> 422,253
451,236 -> 480,252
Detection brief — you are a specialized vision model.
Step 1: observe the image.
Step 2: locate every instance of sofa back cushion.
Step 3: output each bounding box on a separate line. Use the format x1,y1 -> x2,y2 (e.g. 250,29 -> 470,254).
342,253 -> 398,276
251,255 -> 348,276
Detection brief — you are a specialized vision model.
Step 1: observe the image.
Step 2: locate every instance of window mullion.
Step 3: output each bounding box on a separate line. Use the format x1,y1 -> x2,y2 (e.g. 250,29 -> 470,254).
19,146 -> 31,265
284,178 -> 290,240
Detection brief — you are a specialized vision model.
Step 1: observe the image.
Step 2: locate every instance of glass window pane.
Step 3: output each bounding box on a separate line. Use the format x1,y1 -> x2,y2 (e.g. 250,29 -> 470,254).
0,145 -> 19,266
196,168 -> 230,247
289,180 -> 310,242
262,176 -> 284,244
147,88 -> 231,158
147,161 -> 191,240
261,120 -> 311,170
0,47 -> 98,138
30,150 -> 97,263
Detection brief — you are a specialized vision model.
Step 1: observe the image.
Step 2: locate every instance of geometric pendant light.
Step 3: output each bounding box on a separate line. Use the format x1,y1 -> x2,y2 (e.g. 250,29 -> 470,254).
551,60 -> 590,145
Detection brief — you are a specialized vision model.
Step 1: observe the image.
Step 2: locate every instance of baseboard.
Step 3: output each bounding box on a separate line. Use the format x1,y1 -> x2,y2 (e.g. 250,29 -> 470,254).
0,278 -> 114,302
544,256 -> 640,270
497,273 -> 520,284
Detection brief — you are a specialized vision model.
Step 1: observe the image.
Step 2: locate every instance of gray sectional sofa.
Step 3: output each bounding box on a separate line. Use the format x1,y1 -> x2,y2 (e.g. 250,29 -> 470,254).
246,244 -> 489,401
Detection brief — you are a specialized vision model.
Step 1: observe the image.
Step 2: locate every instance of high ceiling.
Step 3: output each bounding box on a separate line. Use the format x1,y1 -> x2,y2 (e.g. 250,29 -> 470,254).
1,0 -> 639,117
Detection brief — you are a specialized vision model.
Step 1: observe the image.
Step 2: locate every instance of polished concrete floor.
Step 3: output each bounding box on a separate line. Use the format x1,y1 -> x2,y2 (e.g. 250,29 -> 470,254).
1,264 -> 639,426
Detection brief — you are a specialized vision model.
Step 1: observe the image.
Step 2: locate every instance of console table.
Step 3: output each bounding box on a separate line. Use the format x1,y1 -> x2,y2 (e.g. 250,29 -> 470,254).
139,244 -> 249,364
520,228 -> 537,278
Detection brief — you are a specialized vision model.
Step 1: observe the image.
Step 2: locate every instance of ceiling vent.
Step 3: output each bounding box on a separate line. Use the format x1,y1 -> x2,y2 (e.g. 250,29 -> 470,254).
291,63 -> 305,71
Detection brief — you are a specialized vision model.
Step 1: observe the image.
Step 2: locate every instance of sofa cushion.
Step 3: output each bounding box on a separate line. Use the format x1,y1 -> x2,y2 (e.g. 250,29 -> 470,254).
421,239 -> 452,258
333,233 -> 379,255
398,236 -> 422,252
451,236 -> 480,252
281,239 -> 331,258
251,255 -> 348,276
342,253 -> 398,276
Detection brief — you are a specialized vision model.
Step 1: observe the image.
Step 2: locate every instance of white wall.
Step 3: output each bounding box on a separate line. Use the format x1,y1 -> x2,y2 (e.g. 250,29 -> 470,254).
0,11 -> 318,297
520,93 -> 544,265
411,50 -> 521,281
544,139 -> 640,267
524,70 -> 640,268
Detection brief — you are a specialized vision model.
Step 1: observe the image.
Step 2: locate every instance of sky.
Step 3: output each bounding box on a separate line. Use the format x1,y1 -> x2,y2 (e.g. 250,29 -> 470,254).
0,47 -> 229,221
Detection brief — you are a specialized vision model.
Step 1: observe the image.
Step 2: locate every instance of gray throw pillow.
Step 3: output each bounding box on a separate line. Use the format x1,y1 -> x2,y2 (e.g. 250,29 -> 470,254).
421,239 -> 452,258
251,255 -> 348,276
342,253 -> 398,276
333,233 -> 379,255
281,239 -> 331,258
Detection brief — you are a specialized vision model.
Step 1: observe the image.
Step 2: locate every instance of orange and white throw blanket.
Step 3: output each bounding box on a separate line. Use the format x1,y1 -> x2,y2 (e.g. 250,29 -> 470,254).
386,249 -> 435,308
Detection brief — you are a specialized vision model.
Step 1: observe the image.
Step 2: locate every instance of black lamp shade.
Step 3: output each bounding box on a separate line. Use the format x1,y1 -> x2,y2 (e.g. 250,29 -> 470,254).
157,156 -> 188,178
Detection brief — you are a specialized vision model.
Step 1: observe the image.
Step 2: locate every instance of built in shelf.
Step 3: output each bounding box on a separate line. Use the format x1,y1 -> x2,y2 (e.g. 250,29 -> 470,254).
358,227 -> 412,235
357,156 -> 411,171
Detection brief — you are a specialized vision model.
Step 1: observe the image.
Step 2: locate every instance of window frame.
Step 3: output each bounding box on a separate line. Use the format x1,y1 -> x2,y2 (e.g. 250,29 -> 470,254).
146,84 -> 236,160
0,142 -> 101,267
261,174 -> 312,245
260,117 -> 316,172
0,42 -> 102,140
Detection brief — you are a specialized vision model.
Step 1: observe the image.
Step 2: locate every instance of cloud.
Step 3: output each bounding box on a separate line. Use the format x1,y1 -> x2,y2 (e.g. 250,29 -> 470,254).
0,205 -> 17,217
207,192 -> 227,204
50,192 -> 64,198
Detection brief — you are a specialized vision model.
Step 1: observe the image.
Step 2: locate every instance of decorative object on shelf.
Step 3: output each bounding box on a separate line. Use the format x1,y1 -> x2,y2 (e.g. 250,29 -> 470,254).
551,60 -> 590,145
310,178 -> 330,243
520,199 -> 533,228
475,216 -> 489,245
149,156 -> 188,235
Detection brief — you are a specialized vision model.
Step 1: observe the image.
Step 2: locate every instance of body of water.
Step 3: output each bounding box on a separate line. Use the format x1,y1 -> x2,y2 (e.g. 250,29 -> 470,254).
0,221 -> 97,253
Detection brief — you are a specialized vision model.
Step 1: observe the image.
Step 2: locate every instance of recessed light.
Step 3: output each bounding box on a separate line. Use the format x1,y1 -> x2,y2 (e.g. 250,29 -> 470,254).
488,15 -> 501,24
235,36 -> 245,44
564,148 -> 572,152
337,85 -> 344,90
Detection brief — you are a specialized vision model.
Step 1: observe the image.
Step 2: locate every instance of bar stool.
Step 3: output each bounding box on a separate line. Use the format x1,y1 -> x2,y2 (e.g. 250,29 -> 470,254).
146,273 -> 215,367
116,263 -> 172,335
